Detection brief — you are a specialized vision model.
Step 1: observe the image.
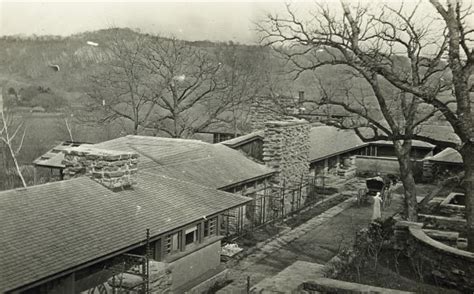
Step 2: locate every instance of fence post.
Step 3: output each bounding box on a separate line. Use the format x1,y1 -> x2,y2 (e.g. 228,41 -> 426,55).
281,179 -> 286,218
145,228 -> 150,294
299,173 -> 303,209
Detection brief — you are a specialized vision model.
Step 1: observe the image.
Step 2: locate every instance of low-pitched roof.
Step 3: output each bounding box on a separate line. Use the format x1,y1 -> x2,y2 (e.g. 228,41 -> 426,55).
33,136 -> 275,189
221,130 -> 264,148
94,136 -> 275,189
426,147 -> 463,164
416,124 -> 461,144
308,126 -> 368,162
0,172 -> 251,293
33,141 -> 91,168
371,140 -> 434,149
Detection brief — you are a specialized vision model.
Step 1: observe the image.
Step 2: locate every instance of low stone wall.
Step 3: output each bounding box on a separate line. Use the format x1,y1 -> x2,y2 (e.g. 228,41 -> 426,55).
418,214 -> 466,231
299,278 -> 413,294
394,221 -> 474,292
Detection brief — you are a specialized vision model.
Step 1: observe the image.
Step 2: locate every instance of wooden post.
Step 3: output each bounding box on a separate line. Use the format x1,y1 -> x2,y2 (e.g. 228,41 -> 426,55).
281,179 -> 286,218
145,228 -> 150,293
33,165 -> 37,185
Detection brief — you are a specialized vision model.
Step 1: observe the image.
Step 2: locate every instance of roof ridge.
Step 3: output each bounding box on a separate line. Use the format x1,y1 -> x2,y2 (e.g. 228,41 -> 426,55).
0,177 -> 96,195
125,135 -> 209,145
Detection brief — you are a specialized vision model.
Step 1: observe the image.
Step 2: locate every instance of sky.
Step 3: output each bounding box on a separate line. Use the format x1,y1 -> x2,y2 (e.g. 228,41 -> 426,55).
0,1 -> 464,44
0,1 -> 302,44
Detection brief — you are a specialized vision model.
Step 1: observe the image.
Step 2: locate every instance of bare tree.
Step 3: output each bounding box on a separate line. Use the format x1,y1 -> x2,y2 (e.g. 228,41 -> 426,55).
84,32 -> 155,135
429,0 -> 474,251
84,32 -> 262,138
0,89 -> 27,188
141,37 -> 244,138
259,0 -> 473,248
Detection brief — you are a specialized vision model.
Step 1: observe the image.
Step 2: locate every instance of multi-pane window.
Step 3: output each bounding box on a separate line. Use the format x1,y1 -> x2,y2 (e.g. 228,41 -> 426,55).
204,217 -> 217,238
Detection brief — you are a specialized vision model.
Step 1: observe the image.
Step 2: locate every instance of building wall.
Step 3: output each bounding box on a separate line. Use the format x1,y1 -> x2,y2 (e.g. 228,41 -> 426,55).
222,177 -> 272,233
169,239 -> 222,291
235,139 -> 264,162
356,156 -> 401,175
355,156 -> 424,180
374,145 -> 433,159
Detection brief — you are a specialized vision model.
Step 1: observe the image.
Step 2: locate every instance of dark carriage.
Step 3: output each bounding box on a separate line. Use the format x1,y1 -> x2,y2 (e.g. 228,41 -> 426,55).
357,176 -> 392,206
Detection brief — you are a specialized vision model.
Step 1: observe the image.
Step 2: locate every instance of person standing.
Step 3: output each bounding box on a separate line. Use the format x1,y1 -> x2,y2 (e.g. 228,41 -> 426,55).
372,192 -> 383,220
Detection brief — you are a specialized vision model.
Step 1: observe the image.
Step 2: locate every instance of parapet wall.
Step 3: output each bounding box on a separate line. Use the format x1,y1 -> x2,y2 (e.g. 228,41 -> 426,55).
395,221 -> 474,292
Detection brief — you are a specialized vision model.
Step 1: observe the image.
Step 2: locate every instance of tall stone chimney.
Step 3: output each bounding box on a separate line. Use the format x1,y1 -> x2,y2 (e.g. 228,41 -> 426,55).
62,146 -> 139,190
249,95 -> 300,131
263,119 -> 310,218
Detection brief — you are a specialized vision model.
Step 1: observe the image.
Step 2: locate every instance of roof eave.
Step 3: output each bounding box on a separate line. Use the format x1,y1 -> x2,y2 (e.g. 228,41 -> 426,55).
221,135 -> 263,148
5,196 -> 251,294
309,144 -> 369,164
218,171 -> 276,191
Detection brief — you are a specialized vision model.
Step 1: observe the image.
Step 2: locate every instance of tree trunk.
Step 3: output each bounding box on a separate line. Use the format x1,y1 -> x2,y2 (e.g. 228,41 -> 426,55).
6,142 -> 26,188
394,141 -> 418,221
461,143 -> 474,251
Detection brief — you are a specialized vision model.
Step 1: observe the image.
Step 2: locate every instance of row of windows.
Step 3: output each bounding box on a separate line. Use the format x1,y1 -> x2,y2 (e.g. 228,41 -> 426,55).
164,217 -> 217,255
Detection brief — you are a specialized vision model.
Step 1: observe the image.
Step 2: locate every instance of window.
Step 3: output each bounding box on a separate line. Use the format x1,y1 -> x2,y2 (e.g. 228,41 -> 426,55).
204,217 -> 217,238
165,232 -> 180,254
185,226 -> 198,247
153,239 -> 162,261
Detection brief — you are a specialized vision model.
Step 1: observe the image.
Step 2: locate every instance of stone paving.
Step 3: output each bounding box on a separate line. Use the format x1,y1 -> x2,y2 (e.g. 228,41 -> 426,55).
219,186 -> 405,293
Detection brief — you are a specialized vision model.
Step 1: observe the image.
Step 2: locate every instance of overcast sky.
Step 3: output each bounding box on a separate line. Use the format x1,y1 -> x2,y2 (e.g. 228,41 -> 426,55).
1,1 -> 465,44
0,1 -> 303,44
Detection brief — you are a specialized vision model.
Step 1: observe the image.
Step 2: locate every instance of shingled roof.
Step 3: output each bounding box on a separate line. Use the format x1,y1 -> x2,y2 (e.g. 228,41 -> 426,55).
221,130 -> 264,148
93,136 -> 275,189
0,172 -> 251,293
308,126 -> 368,162
426,147 -> 463,164
33,141 -> 91,168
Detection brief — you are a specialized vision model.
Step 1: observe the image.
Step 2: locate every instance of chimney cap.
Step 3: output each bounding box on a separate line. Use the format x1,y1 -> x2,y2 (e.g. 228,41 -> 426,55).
264,118 -> 309,128
64,146 -> 139,159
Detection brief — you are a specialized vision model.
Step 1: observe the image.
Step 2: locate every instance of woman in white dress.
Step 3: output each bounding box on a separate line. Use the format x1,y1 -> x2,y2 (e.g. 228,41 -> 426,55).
372,192 -> 383,220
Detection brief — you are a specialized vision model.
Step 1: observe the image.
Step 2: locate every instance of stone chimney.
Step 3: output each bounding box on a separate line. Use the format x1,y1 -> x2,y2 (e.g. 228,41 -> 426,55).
263,118 -> 310,189
62,146 -> 139,190
249,95 -> 299,131
263,119 -> 310,216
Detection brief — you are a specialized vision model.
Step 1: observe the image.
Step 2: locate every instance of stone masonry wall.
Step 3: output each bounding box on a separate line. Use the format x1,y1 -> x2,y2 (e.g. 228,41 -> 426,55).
263,119 -> 310,215
62,146 -> 139,190
394,221 -> 474,292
